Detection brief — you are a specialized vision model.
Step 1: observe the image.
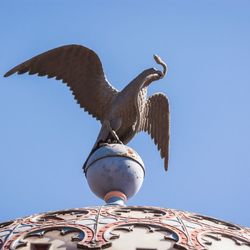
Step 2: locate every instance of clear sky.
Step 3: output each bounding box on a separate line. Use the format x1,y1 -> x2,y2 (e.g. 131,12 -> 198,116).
0,0 -> 250,227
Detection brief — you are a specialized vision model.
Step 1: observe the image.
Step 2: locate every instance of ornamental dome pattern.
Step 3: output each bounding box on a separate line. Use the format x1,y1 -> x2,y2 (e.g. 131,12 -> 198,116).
1,206 -> 250,250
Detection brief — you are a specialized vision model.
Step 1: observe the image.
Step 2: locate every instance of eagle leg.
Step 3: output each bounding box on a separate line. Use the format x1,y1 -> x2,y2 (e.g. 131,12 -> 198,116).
82,120 -> 122,174
102,120 -> 123,144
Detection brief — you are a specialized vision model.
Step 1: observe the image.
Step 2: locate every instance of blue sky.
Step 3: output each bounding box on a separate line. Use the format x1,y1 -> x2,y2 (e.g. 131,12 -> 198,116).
0,0 -> 250,227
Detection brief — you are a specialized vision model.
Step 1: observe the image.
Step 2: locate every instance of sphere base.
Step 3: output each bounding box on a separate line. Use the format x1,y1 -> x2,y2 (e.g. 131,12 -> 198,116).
104,191 -> 127,205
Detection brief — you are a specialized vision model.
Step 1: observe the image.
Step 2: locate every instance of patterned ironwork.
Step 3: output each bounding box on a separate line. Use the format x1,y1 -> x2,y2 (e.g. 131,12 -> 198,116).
1,206 -> 250,249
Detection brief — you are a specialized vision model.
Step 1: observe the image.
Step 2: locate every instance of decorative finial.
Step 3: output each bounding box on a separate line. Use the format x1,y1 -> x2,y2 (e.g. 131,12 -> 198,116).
4,44 -> 170,203
84,144 -> 145,205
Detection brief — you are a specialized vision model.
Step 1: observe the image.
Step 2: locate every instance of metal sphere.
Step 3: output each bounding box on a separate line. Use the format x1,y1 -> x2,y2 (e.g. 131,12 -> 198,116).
85,144 -> 145,204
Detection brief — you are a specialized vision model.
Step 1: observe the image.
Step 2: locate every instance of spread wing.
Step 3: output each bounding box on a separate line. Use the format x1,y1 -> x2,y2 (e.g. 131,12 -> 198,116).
139,93 -> 170,171
4,44 -> 118,121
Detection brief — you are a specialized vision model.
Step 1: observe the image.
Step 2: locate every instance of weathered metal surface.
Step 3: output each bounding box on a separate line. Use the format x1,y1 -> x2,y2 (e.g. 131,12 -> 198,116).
85,144 -> 145,202
1,206 -> 250,249
85,144 -> 145,172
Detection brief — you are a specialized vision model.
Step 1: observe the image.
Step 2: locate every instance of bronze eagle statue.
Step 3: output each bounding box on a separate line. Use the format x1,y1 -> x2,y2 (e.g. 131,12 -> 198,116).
4,45 -> 170,170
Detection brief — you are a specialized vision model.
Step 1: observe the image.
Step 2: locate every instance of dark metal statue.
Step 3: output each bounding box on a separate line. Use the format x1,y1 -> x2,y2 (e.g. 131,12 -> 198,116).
4,45 -> 170,170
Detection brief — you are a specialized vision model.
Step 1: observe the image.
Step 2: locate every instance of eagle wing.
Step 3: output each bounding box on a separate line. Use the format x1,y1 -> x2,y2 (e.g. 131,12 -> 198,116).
4,44 -> 118,121
139,93 -> 170,170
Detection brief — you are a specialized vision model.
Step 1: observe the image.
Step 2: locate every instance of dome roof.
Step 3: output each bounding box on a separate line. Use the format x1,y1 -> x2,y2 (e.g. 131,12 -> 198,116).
1,206 -> 250,250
